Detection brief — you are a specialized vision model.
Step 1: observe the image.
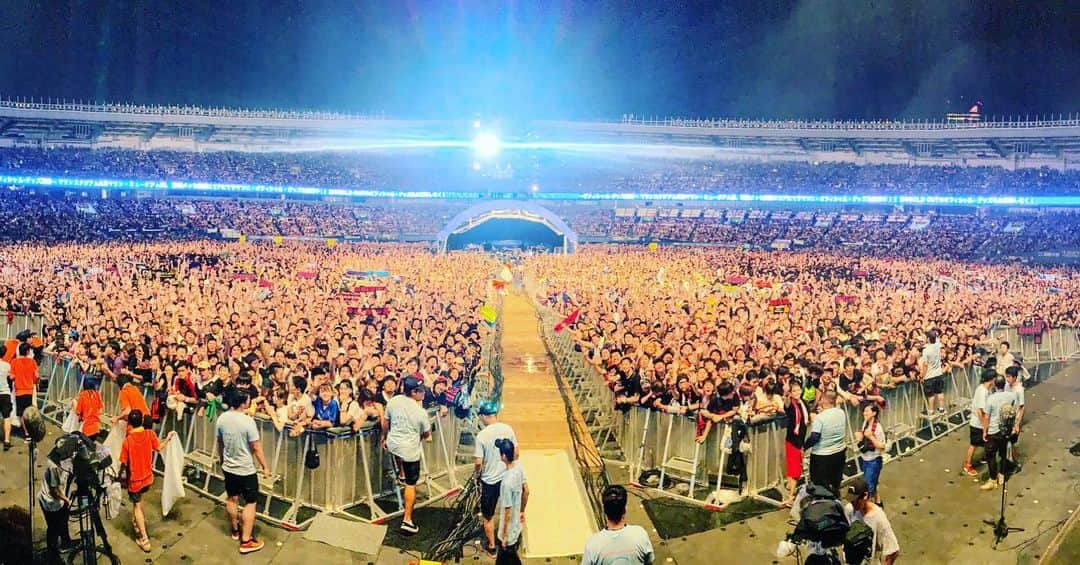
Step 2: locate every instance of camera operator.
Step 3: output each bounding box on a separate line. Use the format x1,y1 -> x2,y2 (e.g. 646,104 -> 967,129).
474,402 -> 517,558
979,377 -> 1016,491
804,390 -> 848,494
582,485 -> 654,565
847,478 -> 900,564
39,458 -> 73,555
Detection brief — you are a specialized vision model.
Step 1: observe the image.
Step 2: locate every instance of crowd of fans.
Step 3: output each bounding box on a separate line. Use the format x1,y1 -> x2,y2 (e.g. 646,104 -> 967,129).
2,146 -> 1077,195
526,247 -> 1078,435
2,242 -> 499,434
1,191 -> 1078,262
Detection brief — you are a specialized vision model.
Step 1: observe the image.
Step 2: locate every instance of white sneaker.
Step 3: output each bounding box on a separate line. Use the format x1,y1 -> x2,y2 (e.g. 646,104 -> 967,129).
980,479 -> 997,491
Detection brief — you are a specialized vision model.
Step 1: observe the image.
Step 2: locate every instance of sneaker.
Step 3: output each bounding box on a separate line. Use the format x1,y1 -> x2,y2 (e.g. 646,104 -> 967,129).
2,442 -> 10,452
399,521 -> 419,535
962,464 -> 978,477
231,528 -> 241,541
135,537 -> 152,553
484,543 -> 498,558
239,538 -> 265,554
980,479 -> 998,491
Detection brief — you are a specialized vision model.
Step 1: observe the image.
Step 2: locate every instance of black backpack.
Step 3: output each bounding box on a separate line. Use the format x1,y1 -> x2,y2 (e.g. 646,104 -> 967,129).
844,519 -> 874,564
794,484 -> 850,547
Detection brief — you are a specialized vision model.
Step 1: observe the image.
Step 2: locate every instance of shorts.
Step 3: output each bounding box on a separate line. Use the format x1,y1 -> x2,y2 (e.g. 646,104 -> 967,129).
224,471 -> 260,505
784,441 -> 803,480
0,394 -> 11,418
922,376 -> 944,397
394,456 -> 421,487
15,394 -> 32,417
969,425 -> 985,447
479,480 -> 502,520
128,485 -> 150,503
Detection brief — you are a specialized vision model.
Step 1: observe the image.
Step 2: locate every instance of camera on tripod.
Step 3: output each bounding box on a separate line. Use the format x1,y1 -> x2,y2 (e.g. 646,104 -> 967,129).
48,432 -> 119,564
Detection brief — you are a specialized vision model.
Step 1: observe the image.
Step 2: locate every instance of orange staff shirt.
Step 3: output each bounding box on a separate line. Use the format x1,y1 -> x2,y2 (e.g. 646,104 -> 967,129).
120,427 -> 160,493
75,389 -> 104,436
10,356 -> 38,396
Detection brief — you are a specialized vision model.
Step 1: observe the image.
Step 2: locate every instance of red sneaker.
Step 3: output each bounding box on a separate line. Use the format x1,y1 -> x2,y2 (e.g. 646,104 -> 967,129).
239,538 -> 264,554
962,464 -> 978,477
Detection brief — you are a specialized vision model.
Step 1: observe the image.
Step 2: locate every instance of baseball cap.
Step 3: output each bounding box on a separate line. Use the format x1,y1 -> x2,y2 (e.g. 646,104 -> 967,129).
477,400 -> 499,416
846,477 -> 870,499
402,375 -> 425,395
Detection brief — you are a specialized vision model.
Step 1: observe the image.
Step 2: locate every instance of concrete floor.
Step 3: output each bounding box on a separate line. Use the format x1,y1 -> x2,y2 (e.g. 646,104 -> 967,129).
2,360 -> 1076,564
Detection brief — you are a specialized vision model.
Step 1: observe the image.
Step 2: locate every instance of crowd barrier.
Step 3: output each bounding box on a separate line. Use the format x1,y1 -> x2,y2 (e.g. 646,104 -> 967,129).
4,312 -> 45,340
528,291 -> 1079,508
35,354 -> 464,529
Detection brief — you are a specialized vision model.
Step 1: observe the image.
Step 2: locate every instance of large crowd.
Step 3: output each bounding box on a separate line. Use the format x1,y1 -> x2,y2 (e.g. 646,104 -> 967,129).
2,146 -> 1077,195
527,246 -> 1077,424
2,242 -> 498,436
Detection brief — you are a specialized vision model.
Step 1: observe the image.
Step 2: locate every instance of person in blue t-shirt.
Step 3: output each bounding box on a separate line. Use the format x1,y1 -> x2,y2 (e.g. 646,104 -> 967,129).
495,438 -> 528,565
804,390 -> 848,494
309,383 -> 340,429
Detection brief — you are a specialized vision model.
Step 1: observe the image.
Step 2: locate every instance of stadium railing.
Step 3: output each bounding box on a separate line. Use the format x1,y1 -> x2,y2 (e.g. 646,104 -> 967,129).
616,115 -> 1080,131
35,355 -> 466,529
0,99 -> 384,121
524,288 -> 1080,508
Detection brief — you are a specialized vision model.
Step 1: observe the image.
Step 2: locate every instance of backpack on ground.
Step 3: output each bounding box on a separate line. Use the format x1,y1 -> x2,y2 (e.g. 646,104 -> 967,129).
844,519 -> 874,564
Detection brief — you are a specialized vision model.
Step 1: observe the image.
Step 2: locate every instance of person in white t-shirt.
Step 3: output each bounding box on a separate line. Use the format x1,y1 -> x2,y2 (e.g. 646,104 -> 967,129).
994,342 -> 1016,377
962,369 -> 996,477
1004,365 -> 1025,461
847,478 -> 900,564
582,485 -> 654,565
473,402 -> 517,557
0,346 -> 12,450
382,376 -> 431,535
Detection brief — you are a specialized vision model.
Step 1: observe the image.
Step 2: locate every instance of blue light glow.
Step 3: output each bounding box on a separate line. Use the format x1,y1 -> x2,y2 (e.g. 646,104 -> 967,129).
2,173 -> 1078,207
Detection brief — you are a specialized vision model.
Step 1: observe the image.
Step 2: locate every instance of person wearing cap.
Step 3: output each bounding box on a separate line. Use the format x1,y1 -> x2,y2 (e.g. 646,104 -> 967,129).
474,402 -> 518,557
382,375 -> 431,535
847,478 -> 900,564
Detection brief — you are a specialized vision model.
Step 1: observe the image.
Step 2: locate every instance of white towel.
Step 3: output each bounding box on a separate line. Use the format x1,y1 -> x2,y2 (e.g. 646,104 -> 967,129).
161,439 -> 186,516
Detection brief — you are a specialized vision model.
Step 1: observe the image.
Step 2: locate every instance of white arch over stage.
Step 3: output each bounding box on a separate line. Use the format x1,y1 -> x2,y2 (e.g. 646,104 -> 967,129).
435,200 -> 578,253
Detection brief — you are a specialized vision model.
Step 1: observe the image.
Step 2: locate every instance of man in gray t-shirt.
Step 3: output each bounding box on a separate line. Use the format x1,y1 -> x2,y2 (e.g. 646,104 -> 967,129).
583,485 -> 653,565
215,391 -> 269,554
980,377 -> 1016,491
919,330 -> 946,414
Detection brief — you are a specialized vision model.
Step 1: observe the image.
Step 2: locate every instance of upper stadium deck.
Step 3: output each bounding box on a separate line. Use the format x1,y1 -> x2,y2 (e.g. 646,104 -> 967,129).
1,100 -> 1078,164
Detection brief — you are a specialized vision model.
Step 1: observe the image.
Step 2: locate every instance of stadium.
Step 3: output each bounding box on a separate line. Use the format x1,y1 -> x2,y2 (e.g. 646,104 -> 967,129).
1,3 -> 1079,565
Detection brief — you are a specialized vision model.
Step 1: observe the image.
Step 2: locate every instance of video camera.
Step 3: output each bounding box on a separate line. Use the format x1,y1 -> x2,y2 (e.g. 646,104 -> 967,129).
48,432 -> 112,493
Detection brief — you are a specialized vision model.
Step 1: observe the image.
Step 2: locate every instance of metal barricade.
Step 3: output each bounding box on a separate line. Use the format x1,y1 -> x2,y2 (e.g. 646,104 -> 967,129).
39,366 -> 465,529
4,313 -> 46,340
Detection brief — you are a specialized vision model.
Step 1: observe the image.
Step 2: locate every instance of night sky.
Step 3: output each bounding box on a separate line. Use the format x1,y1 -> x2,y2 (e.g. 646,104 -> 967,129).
1,0 -> 1076,120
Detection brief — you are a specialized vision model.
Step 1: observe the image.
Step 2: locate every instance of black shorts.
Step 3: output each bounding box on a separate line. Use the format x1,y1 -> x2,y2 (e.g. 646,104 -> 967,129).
224,471 -> 260,505
395,457 -> 421,486
479,480 -> 501,520
128,485 -> 150,503
0,394 -> 11,418
923,377 -> 944,397
969,425 -> 985,447
15,394 -> 32,416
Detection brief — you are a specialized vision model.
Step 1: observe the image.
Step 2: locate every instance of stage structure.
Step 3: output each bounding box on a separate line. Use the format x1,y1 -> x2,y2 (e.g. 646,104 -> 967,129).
436,201 -> 578,253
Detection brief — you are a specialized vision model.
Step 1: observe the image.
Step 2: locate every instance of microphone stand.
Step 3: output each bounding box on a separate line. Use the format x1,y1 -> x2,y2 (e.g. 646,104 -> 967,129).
983,457 -> 1023,548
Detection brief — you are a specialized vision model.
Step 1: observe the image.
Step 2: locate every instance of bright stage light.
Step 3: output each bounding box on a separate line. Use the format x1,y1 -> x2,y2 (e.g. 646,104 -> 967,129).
472,132 -> 501,159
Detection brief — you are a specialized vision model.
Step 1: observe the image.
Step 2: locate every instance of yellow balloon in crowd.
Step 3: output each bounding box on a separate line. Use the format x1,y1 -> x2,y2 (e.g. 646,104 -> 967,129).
327,238 -> 337,248
273,235 -> 283,245
648,242 -> 658,252
238,235 -> 247,244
